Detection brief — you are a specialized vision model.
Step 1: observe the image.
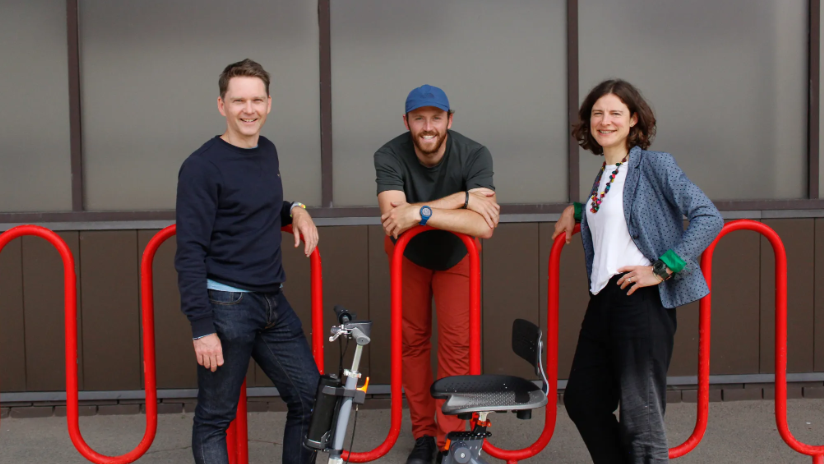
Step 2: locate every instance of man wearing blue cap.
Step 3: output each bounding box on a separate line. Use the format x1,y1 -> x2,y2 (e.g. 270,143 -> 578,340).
375,85 -> 499,464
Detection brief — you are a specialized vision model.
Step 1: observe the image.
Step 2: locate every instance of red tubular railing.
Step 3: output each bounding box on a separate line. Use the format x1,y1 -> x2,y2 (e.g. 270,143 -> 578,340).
2,219 -> 809,461
342,225 -> 481,462
706,220 -> 824,464
527,224 -> 710,461
0,225 -> 158,463
482,225 -> 574,463
142,224 -> 324,464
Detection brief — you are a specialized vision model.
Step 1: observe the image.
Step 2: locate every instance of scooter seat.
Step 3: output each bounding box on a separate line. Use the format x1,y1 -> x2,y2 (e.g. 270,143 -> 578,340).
430,374 -> 547,415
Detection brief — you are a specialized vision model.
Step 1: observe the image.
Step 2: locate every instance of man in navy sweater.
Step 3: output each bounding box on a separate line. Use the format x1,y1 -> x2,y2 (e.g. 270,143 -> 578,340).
175,59 -> 319,464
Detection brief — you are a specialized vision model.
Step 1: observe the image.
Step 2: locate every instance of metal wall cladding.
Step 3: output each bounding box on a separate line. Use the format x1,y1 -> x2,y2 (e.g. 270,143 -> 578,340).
1,220 -> 822,393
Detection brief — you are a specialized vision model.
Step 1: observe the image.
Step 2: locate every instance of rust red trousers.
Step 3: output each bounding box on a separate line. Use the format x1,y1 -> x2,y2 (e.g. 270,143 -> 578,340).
385,236 -> 477,448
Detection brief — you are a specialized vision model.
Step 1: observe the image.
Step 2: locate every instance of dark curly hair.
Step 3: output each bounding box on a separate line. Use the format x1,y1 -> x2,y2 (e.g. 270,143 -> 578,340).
572,79 -> 656,155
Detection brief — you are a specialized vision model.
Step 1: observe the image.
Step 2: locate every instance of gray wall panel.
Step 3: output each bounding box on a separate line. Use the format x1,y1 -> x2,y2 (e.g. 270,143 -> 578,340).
579,0 -> 808,201
331,0 -> 569,206
79,0 -> 321,210
0,238 -> 26,392
0,0 -> 72,212
821,1 -> 824,200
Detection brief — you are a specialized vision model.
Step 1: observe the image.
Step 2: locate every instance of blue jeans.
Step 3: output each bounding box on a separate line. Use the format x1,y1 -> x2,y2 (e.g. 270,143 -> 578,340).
564,274 -> 677,464
192,289 -> 319,464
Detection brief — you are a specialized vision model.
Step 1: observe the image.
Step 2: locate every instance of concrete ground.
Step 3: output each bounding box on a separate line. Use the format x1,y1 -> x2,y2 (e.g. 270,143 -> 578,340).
1,399 -> 824,463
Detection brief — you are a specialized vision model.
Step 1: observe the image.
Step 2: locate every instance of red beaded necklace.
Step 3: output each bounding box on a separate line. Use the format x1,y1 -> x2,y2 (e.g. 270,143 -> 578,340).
589,155 -> 628,213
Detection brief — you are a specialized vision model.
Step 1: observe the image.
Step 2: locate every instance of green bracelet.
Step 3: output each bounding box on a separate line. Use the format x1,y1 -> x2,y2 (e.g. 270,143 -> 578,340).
572,202 -> 583,222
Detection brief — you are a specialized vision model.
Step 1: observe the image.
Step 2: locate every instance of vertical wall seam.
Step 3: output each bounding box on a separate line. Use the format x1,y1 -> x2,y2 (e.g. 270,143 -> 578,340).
67,0 -> 84,211
318,0 -> 333,207
566,0 -> 580,203
809,0 -> 821,199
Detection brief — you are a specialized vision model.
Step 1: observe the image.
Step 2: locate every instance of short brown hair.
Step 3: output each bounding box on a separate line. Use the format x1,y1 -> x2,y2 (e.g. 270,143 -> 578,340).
218,59 -> 270,99
572,79 -> 656,155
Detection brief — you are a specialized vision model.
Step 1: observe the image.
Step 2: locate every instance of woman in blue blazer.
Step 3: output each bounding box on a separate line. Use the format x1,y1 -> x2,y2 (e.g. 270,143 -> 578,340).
553,80 -> 723,463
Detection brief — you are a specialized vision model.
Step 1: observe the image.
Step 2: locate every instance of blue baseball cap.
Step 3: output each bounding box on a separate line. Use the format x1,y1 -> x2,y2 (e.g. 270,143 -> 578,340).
405,85 -> 450,113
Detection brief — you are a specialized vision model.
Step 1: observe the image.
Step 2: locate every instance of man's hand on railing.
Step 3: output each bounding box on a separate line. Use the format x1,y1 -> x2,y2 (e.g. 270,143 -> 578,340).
292,207 -> 319,257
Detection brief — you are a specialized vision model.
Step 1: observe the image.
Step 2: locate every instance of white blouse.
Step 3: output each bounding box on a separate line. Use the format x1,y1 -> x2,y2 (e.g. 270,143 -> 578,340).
585,162 -> 651,294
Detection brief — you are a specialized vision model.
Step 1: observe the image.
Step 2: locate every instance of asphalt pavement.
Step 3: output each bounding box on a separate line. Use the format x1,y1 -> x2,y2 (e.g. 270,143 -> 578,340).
1,399 -> 823,463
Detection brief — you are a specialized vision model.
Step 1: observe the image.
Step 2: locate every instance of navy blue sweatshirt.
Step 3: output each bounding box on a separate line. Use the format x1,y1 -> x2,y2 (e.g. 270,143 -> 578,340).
175,136 -> 292,338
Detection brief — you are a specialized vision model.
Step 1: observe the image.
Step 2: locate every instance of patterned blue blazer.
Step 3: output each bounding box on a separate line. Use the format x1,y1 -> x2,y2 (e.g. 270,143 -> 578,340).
579,146 -> 724,308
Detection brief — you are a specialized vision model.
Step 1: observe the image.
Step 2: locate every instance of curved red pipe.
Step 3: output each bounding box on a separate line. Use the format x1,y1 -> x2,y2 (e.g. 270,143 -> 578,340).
482,225 -> 577,460
0,225 -> 159,463
343,225 -> 481,462
142,225 -> 324,464
725,219 -> 824,463
479,221 -> 709,462
280,224 -> 326,374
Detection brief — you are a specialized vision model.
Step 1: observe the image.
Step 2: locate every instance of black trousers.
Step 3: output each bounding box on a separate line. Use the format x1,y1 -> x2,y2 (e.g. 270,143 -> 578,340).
564,274 -> 677,464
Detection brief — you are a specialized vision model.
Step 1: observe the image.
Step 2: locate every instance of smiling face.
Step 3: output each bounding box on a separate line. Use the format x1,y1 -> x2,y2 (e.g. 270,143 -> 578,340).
590,93 -> 638,154
217,76 -> 272,147
403,106 -> 453,159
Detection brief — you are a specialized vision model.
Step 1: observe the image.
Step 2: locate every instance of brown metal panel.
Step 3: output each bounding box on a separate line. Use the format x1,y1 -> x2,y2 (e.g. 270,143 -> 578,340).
367,225 -> 392,384
248,360 -> 260,388
137,231 -> 196,389
23,231 -> 82,391
481,224 -> 540,378
707,225 -> 761,375
538,223 -> 590,380
669,301 -> 700,377
318,226 -> 370,377
252,230 -> 314,387
0,238 -> 26,392
669,219 -> 704,377
760,219 -> 815,373
79,231 -> 141,390
815,219 -> 824,371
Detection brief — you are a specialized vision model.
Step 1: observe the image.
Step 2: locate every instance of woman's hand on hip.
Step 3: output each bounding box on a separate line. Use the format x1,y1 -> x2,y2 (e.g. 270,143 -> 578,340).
616,265 -> 663,295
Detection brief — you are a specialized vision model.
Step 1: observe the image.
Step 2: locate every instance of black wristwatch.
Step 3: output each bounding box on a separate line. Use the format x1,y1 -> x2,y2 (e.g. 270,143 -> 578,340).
652,259 -> 673,281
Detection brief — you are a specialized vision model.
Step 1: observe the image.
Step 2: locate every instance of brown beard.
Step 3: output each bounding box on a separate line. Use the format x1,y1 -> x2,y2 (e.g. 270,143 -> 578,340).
411,130 -> 447,155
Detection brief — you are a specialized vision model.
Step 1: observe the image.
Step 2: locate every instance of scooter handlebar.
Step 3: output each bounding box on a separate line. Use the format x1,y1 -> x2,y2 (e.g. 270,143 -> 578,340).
333,305 -> 355,324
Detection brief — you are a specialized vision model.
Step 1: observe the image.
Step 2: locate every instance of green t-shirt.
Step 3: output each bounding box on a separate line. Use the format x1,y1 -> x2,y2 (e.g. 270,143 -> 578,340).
374,130 -> 495,270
